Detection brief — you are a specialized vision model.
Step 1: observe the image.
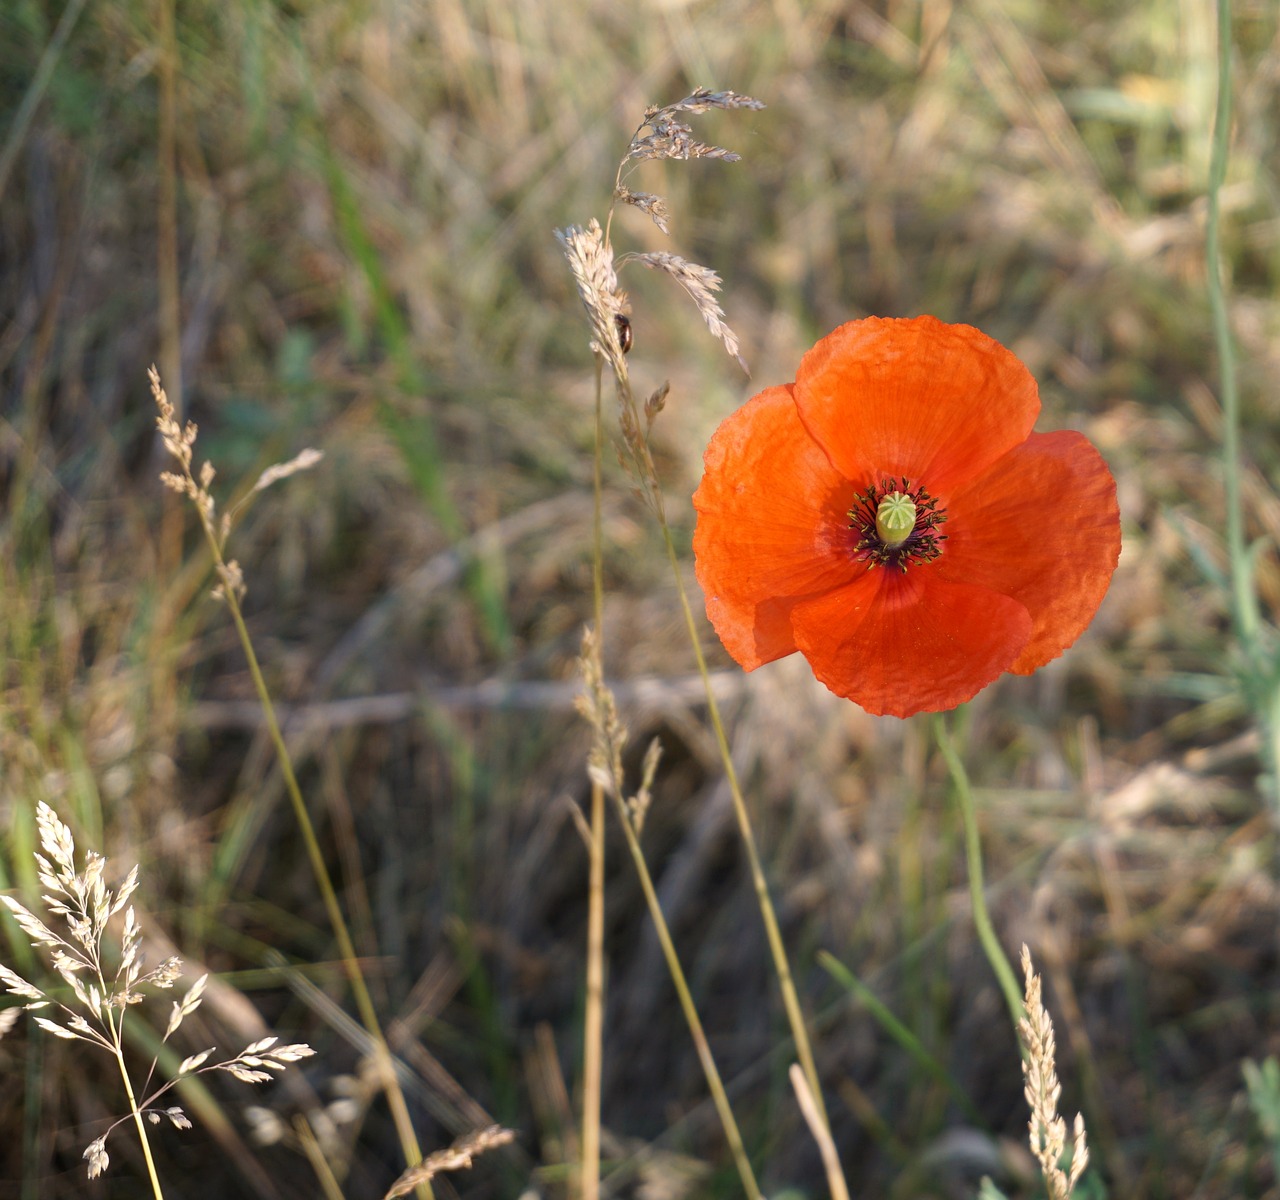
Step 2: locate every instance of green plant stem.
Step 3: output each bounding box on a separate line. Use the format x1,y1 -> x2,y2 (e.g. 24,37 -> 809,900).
931,714 -> 1022,1028
657,521 -> 831,1132
818,950 -> 987,1126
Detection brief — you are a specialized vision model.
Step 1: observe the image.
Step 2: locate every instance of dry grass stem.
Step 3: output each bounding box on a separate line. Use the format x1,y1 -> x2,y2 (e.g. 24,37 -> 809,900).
382,1126 -> 515,1199
152,365 -> 429,1191
789,1064 -> 851,1200
1019,945 -> 1089,1200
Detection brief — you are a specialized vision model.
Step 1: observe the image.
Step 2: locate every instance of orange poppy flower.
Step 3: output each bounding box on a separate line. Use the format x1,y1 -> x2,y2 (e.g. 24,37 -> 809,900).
692,316 -> 1121,717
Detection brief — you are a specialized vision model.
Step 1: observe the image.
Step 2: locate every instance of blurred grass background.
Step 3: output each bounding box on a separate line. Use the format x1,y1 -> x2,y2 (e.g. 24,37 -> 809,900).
2,0 -> 1280,1195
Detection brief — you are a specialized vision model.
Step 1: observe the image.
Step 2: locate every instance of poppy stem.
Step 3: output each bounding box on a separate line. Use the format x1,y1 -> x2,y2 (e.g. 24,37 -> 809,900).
931,713 -> 1024,1030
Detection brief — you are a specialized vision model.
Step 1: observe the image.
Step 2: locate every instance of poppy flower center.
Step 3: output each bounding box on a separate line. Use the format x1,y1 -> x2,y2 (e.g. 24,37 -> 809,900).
849,477 -> 947,572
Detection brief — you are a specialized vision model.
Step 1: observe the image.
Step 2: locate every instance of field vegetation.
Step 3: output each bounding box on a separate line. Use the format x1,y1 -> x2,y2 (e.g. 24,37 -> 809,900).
2,0 -> 1280,1196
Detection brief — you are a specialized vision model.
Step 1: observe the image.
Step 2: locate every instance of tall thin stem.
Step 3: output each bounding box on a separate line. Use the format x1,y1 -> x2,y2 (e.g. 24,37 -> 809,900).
583,355 -> 757,1198
931,713 -> 1022,1028
657,522 -> 830,1131
155,0 -> 184,581
1206,0 -> 1253,648
1205,0 -> 1280,808
108,1010 -> 165,1200
580,360 -> 608,1200
217,582 -> 430,1196
610,796 -> 763,1200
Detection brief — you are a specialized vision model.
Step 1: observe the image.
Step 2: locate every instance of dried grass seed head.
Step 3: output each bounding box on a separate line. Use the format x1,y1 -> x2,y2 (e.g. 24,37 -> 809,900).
627,87 -> 764,163
383,1125 -> 516,1199
623,251 -> 745,370
1019,945 -> 1089,1199
614,185 -> 671,234
556,218 -> 631,380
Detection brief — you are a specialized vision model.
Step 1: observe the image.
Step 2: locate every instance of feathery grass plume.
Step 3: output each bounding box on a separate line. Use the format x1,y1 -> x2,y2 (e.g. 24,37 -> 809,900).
621,252 -> 741,366
1019,945 -> 1089,1200
624,87 -> 765,164
152,364 -> 322,603
0,802 -> 315,1190
381,1125 -> 516,1199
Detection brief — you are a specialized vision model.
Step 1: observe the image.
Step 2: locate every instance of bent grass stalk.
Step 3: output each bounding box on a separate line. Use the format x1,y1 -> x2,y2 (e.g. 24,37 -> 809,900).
790,1064 -> 850,1200
609,813 -> 761,1200
149,370 -> 431,1197
655,516 -> 832,1131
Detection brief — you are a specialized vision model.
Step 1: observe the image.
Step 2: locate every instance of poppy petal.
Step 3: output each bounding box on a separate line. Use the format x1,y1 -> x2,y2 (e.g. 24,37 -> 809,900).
936,429 -> 1121,673
792,316 -> 1041,494
788,568 -> 1034,717
693,386 -> 862,669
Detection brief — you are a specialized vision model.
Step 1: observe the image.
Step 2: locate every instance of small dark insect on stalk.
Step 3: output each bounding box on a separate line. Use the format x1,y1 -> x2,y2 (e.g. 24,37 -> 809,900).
614,313 -> 633,354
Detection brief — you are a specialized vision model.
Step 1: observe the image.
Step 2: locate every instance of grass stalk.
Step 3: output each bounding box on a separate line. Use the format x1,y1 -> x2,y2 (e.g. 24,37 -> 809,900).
581,779 -> 605,1200
111,1013 -> 165,1200
657,518 -> 832,1133
608,795 -> 763,1200
217,576 -> 431,1199
155,0 -> 184,581
818,950 -> 986,1126
790,1065 -> 850,1200
584,360 -> 759,1200
580,360 -> 608,1200
1206,0 -> 1253,649
151,373 -> 430,1197
931,713 -> 1023,1028
1205,0 -> 1280,809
